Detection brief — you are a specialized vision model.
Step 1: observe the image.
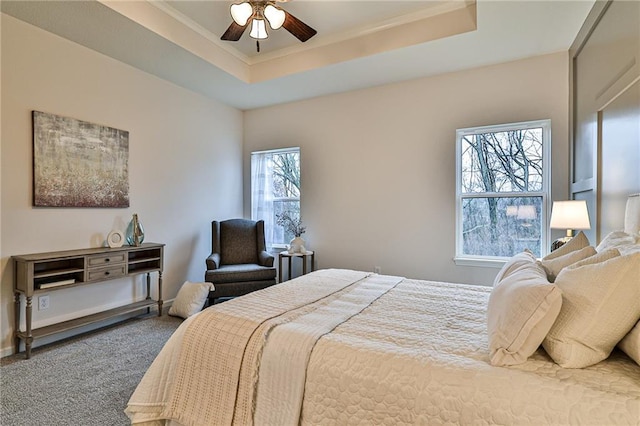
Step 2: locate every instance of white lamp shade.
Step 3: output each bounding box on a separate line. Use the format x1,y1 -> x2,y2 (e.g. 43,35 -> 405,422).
250,19 -> 269,39
264,5 -> 286,30
230,2 -> 253,26
550,200 -> 591,230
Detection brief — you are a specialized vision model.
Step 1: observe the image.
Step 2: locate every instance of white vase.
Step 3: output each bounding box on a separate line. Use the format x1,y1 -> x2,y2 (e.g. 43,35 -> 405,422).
288,236 -> 306,254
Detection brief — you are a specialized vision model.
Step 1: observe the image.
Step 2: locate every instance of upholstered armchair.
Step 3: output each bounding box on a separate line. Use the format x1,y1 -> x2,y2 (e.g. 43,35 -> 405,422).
205,219 -> 277,305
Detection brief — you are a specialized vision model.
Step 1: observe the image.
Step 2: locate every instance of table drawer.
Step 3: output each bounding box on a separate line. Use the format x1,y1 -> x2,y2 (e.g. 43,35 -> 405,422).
87,253 -> 126,267
87,265 -> 126,281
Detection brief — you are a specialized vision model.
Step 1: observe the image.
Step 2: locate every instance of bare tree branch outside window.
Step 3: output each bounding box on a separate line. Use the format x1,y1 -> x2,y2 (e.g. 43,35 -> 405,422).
271,152 -> 301,243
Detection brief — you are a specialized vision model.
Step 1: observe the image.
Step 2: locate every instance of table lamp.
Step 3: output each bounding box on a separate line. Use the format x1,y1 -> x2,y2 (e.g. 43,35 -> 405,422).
549,200 -> 591,251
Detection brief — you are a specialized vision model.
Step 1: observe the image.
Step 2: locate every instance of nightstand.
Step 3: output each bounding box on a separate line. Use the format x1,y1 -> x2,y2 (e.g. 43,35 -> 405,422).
278,251 -> 315,282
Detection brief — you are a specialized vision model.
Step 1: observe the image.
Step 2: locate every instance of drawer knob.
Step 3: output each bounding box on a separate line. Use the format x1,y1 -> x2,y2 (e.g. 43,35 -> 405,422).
105,271 -> 110,276
105,258 -> 110,262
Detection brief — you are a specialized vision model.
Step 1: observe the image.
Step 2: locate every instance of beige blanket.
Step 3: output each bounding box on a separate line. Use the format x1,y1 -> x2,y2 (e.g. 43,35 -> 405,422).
126,269 -> 382,425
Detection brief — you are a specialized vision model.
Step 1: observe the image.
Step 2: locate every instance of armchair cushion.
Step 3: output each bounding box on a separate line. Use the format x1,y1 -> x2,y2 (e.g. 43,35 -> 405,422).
205,264 -> 276,284
220,219 -> 259,265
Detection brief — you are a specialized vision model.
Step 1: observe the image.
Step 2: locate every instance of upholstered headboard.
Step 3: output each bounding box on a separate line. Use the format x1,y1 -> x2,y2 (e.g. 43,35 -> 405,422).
625,194 -> 640,235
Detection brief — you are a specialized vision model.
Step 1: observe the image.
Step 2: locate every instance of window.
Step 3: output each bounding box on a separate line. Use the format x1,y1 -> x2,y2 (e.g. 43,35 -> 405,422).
251,147 -> 300,249
455,120 -> 550,265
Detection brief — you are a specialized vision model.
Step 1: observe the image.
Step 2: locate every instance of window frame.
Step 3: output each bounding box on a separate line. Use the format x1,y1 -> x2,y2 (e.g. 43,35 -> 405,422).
454,119 -> 551,267
251,146 -> 301,250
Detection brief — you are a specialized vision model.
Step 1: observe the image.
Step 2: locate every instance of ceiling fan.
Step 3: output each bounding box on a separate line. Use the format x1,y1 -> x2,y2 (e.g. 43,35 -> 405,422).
221,1 -> 317,52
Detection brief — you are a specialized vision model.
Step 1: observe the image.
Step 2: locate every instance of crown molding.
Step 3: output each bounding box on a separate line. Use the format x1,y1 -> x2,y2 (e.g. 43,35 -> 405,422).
98,0 -> 476,84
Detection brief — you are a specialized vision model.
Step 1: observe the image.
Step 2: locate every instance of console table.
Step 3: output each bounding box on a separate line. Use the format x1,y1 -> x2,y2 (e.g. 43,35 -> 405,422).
13,243 -> 164,359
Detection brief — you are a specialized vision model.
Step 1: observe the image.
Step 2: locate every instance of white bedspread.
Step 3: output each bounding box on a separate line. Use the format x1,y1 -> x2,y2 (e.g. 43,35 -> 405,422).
126,269 -> 640,425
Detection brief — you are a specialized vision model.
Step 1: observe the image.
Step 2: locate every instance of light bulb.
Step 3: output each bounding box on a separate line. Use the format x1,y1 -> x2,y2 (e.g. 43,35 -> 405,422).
264,4 -> 285,30
250,19 -> 268,39
230,2 -> 253,26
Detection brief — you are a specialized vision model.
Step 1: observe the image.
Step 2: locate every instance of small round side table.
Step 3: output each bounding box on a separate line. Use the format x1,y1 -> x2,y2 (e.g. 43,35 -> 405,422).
278,251 -> 315,282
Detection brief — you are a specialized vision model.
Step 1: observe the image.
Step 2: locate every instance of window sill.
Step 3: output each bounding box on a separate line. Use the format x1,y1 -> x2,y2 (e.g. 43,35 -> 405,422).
453,256 -> 507,269
270,244 -> 289,253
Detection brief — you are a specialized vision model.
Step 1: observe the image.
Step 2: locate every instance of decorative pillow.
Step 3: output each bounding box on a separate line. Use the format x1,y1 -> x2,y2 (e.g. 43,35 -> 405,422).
168,281 -> 214,319
487,257 -> 562,366
542,250 -> 640,368
539,245 -> 596,282
618,321 -> 640,366
493,250 -> 537,287
544,231 -> 589,261
597,230 -> 640,255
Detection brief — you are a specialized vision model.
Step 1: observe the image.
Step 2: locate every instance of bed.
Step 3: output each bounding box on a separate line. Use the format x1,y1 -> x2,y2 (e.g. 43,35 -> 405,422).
125,196 -> 640,425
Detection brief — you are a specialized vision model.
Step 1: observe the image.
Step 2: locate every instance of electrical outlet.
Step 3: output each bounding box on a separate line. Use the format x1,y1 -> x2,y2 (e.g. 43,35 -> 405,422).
38,295 -> 50,311
374,266 -> 381,274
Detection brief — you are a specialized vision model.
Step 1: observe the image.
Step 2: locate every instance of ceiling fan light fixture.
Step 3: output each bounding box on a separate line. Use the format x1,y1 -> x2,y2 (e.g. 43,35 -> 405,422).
230,2 -> 253,26
250,18 -> 269,39
264,4 -> 285,30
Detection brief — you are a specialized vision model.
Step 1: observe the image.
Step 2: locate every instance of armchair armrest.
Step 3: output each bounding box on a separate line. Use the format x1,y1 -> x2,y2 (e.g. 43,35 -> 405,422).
258,250 -> 274,267
206,253 -> 221,270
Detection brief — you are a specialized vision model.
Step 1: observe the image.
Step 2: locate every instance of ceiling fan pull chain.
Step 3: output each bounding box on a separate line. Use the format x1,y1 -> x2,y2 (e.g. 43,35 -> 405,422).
256,40 -> 261,53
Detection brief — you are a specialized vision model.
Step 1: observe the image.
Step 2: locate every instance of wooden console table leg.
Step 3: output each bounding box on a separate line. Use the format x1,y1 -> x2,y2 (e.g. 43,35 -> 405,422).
157,271 -> 163,316
13,292 -> 21,354
288,257 -> 292,282
25,296 -> 33,359
303,255 -> 308,275
146,273 -> 151,299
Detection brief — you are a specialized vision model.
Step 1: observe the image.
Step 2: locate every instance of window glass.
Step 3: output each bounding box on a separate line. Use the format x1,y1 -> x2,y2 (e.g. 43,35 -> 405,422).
462,196 -> 542,257
251,148 -> 300,248
461,128 -> 543,193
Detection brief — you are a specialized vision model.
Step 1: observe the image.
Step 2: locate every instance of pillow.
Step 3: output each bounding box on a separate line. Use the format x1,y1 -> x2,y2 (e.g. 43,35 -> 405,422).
487,257 -> 562,366
542,250 -> 640,368
539,245 -> 596,282
544,230 -> 589,261
597,230 -> 640,255
168,281 -> 214,319
618,321 -> 640,366
493,250 -> 537,287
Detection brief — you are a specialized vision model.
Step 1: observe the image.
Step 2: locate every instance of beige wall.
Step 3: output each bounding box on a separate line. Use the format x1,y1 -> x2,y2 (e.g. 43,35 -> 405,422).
0,15 -> 243,356
244,52 -> 570,285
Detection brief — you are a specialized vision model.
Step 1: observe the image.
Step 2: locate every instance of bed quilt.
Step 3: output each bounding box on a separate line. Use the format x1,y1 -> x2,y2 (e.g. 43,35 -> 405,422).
126,269 -> 640,425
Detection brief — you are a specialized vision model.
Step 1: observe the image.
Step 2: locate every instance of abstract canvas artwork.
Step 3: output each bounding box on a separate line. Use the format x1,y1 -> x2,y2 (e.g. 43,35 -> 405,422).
32,111 -> 129,207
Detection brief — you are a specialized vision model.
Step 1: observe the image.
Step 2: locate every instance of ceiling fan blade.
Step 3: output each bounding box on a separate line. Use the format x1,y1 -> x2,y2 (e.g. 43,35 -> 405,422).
221,21 -> 248,41
282,10 -> 317,42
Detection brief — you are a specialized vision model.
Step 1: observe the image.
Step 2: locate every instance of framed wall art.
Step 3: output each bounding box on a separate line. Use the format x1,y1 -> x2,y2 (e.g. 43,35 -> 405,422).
32,111 -> 130,208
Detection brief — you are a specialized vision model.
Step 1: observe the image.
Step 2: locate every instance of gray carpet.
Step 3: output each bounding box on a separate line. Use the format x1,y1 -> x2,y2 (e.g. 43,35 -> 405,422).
0,313 -> 182,426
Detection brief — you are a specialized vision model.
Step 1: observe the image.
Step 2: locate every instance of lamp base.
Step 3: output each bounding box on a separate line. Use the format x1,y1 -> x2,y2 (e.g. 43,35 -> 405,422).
551,236 -> 572,252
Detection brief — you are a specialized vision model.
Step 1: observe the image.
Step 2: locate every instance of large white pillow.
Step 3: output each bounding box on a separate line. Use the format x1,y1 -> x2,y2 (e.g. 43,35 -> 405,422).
618,321 -> 640,366
544,231 -> 589,261
168,281 -> 214,319
493,250 -> 537,286
539,245 -> 596,282
597,230 -> 640,255
543,250 -> 640,368
487,257 -> 562,366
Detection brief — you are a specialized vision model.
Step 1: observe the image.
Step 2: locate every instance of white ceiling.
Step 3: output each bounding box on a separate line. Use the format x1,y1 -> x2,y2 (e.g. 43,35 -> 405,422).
1,0 -> 595,110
